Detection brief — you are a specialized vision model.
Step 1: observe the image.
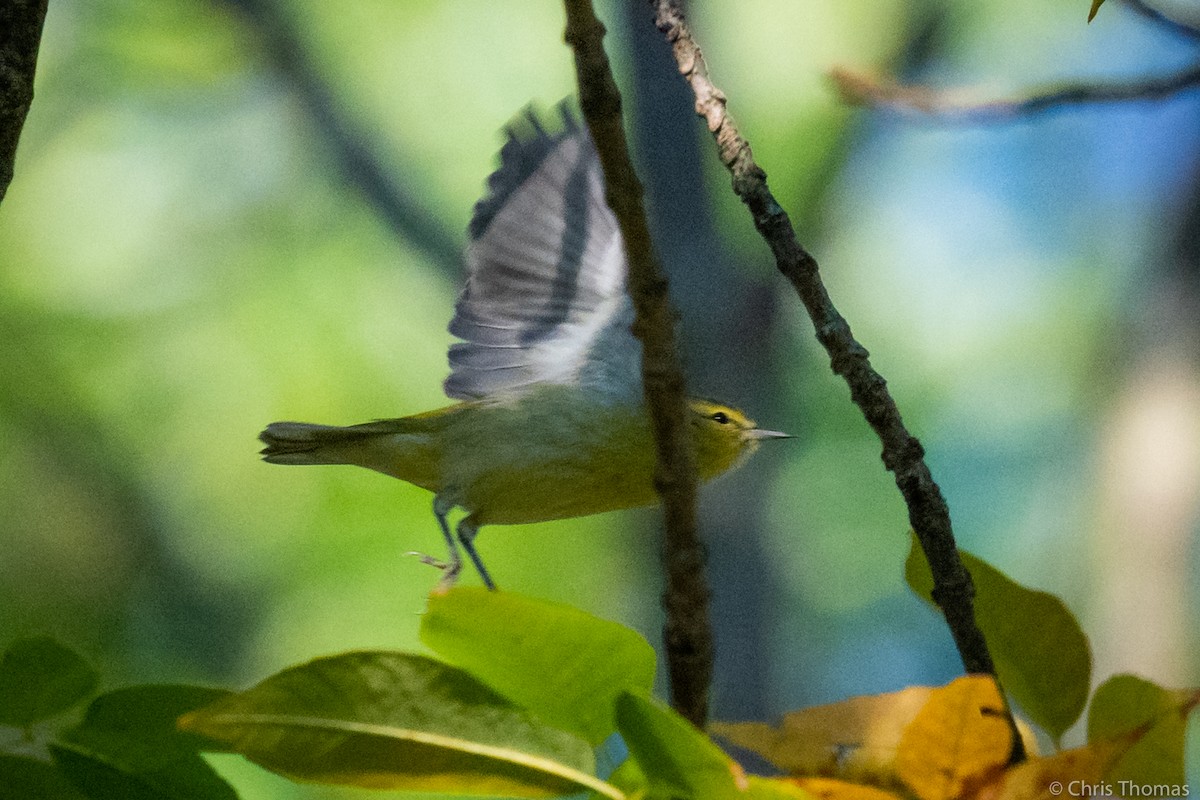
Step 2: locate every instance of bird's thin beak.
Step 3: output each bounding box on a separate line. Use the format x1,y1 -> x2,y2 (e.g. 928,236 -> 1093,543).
747,428 -> 792,441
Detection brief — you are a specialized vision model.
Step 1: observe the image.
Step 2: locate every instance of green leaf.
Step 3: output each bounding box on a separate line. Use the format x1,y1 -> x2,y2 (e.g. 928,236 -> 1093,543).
905,534 -> 1091,742
0,754 -> 90,800
67,686 -> 234,768
615,692 -> 741,799
1087,674 -> 1198,787
0,637 -> 98,727
51,744 -> 238,800
421,588 -> 656,745
1088,0 -> 1106,22
53,685 -> 239,800
179,650 -> 623,799
601,757 -> 648,799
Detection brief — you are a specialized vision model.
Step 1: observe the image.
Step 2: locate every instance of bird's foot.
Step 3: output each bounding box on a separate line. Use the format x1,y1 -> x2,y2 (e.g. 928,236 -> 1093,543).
404,550 -> 462,595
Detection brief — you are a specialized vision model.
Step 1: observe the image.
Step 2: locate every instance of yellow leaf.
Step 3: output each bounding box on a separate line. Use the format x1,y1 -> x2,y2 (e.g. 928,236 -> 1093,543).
712,685 -> 935,784
788,776 -> 907,800
894,676 -> 1014,800
715,677 -> 1036,800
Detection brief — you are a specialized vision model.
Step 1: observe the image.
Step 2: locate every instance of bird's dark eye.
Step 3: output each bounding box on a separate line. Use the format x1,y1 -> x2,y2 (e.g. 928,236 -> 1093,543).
710,411 -> 729,424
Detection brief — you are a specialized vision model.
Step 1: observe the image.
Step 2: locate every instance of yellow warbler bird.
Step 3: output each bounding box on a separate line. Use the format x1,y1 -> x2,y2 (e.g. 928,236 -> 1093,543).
259,107 -> 788,591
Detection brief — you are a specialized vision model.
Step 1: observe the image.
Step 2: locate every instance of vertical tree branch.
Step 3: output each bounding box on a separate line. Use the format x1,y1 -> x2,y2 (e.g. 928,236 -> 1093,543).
651,0 -> 1025,761
562,0 -> 713,727
0,0 -> 49,206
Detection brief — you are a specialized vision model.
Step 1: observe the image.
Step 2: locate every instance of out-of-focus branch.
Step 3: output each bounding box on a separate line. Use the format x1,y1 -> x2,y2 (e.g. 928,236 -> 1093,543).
1122,0 -> 1200,39
651,0 -> 1025,763
218,0 -> 460,275
562,0 -> 712,728
836,0 -> 1200,122
0,305 -> 255,673
0,0 -> 48,205
830,62 -> 1200,122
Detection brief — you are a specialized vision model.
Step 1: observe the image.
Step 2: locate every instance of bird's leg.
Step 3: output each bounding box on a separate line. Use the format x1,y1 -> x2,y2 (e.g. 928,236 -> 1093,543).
457,516 -> 496,591
407,495 -> 462,593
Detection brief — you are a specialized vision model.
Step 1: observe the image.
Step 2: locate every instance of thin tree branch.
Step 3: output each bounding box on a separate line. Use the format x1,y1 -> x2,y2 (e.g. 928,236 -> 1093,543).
0,0 -> 49,206
562,0 -> 712,727
218,0 -> 460,276
832,0 -> 1200,123
651,0 -> 1026,762
830,62 -> 1200,122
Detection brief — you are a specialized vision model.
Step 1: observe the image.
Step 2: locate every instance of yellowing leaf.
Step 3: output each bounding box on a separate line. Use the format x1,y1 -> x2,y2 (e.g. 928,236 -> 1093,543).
715,677 -> 1036,800
975,700 -> 1196,800
786,776 -> 905,800
983,736 -> 1127,800
1087,675 -> 1198,789
178,651 -> 621,799
894,676 -> 1014,800
712,685 -> 934,784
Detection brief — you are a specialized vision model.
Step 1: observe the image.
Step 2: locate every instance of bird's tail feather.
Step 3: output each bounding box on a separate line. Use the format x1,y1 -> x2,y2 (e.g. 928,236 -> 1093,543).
258,419 -> 442,489
259,421 -> 405,465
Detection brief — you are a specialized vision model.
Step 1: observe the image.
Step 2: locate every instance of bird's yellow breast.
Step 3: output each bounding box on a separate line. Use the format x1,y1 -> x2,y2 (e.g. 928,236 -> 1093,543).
437,386 -> 660,525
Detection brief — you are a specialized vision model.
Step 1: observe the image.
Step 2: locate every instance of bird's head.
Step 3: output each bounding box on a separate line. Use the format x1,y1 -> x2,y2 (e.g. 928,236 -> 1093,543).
687,399 -> 790,480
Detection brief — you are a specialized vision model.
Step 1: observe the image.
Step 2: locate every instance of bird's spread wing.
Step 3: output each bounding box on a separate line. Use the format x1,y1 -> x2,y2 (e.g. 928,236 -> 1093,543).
443,105 -> 640,402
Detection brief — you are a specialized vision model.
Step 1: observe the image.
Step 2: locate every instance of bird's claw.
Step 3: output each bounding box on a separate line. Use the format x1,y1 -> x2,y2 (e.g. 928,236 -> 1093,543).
404,550 -> 448,570
404,550 -> 462,594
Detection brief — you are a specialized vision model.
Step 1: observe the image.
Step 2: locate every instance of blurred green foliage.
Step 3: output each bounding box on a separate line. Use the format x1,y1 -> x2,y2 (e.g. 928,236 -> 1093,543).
2,0 -> 1198,796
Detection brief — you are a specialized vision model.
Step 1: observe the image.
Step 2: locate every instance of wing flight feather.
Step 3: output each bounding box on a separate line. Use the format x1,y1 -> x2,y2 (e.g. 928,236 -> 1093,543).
443,105 -> 639,402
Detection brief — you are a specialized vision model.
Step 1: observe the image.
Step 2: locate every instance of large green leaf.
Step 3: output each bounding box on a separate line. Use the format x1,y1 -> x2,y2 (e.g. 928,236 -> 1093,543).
615,692 -> 741,799
905,534 -> 1091,742
54,685 -> 238,800
1087,674 -> 1197,788
179,650 -> 623,799
0,637 -> 97,727
421,588 -> 656,745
